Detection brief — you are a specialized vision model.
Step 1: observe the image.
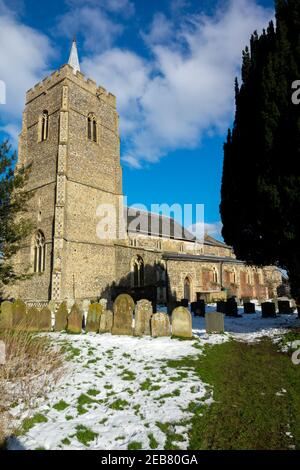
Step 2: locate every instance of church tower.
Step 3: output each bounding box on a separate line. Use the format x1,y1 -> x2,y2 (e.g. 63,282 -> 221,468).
14,40 -> 123,304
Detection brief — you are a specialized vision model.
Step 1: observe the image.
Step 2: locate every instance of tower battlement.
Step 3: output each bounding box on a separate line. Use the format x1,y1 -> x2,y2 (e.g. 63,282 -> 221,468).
26,64 -> 116,108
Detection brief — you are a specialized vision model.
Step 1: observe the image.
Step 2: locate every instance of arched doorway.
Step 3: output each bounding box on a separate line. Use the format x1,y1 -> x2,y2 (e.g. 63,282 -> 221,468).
184,276 -> 192,302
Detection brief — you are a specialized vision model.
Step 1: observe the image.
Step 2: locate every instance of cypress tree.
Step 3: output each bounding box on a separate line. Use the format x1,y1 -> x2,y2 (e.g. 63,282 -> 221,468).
220,0 -> 300,308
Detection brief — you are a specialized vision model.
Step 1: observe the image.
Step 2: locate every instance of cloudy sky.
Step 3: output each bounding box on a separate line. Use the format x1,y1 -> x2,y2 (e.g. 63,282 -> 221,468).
0,0 -> 275,239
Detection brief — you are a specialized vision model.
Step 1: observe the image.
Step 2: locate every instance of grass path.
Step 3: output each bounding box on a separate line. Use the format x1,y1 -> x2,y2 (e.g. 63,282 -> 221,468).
167,335 -> 300,450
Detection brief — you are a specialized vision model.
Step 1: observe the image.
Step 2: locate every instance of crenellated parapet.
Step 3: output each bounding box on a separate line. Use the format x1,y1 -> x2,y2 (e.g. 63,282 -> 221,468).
26,64 -> 116,108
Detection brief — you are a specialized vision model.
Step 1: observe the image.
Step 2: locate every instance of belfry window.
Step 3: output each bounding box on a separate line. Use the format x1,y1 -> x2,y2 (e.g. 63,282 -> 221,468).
87,113 -> 97,142
40,110 -> 49,142
34,231 -> 46,273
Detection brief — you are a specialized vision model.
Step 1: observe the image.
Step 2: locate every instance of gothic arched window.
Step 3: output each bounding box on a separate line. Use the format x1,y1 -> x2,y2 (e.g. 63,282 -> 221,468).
87,113 -> 97,142
39,110 -> 49,142
34,231 -> 46,273
132,255 -> 144,287
212,267 -> 218,284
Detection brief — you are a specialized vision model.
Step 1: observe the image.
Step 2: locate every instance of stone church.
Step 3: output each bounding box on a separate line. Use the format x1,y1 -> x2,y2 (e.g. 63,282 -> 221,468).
9,41 -> 282,307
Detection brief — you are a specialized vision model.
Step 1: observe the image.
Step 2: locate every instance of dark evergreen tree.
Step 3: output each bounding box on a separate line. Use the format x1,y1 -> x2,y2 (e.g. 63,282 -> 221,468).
220,0 -> 300,309
0,140 -> 33,296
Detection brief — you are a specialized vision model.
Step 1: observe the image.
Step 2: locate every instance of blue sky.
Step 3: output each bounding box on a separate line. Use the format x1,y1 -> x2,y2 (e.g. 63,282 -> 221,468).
0,0 -> 275,239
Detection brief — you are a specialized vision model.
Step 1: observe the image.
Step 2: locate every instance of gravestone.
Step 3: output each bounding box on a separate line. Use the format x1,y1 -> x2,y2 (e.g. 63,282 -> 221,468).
0,301 -> 13,329
205,312 -> 225,334
26,307 -> 39,331
244,302 -> 256,314
217,301 -> 227,314
171,306 -> 192,339
180,299 -> 189,308
55,302 -> 68,331
191,300 -> 205,317
99,299 -> 107,310
12,299 -> 26,329
40,307 -> 52,331
225,300 -> 238,317
112,294 -> 134,336
86,303 -> 102,333
100,310 -> 113,333
151,312 -> 171,337
134,299 -> 153,336
261,302 -> 276,318
67,304 -> 83,334
278,300 -> 292,314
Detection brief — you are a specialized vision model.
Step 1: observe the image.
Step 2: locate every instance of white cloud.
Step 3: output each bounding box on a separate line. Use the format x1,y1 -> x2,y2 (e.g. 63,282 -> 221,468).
80,0 -> 272,167
0,2 -> 54,139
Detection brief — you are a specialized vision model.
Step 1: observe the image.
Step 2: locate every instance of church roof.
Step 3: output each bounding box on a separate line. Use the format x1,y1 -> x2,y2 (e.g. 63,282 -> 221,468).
125,207 -> 231,249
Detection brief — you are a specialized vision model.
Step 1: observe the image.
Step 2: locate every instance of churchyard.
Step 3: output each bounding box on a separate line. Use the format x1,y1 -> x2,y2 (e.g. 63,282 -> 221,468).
1,295 -> 300,450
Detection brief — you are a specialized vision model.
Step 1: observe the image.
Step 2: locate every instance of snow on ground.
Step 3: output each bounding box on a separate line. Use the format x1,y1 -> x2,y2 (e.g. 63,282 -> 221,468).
7,309 -> 300,450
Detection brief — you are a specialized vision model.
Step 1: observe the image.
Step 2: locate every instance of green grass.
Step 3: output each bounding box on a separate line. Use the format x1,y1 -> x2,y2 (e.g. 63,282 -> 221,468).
166,336 -> 300,450
22,413 -> 48,433
148,433 -> 159,449
87,388 -> 99,396
109,398 -> 129,410
128,441 -> 142,450
61,437 -> 71,445
120,369 -> 136,381
75,425 -> 98,446
53,400 -> 69,411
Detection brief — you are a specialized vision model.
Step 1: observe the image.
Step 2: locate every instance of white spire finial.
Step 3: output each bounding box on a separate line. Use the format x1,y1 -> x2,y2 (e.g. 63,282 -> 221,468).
68,37 -> 80,74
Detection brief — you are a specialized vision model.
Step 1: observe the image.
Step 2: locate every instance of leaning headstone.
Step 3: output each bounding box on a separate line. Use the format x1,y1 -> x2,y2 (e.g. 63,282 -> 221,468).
151,313 -> 171,338
0,301 -> 13,329
86,303 -> 102,333
55,302 -> 68,331
39,307 -> 52,331
112,294 -> 134,336
225,300 -> 238,317
12,299 -> 26,329
172,306 -> 192,339
67,304 -> 83,334
26,307 -> 39,331
278,300 -> 292,315
217,301 -> 227,314
134,299 -> 153,336
244,302 -> 256,314
261,302 -> 276,318
205,312 -> 225,334
100,310 -> 113,333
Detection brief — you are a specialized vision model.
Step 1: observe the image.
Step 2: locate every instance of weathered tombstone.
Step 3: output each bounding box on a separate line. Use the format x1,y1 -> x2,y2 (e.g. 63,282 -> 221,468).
67,304 -> 83,334
39,307 -> 52,331
26,307 -> 39,331
278,300 -> 292,314
225,300 -> 238,317
134,299 -> 153,336
12,299 -> 26,329
261,302 -> 276,318
99,310 -> 113,333
86,303 -> 102,333
217,301 -> 227,314
112,294 -> 134,336
48,300 -> 56,328
151,312 -> 171,338
171,306 -> 192,339
191,300 -> 205,317
244,302 -> 256,314
180,299 -> 189,308
205,312 -> 225,334
0,301 -> 13,329
99,298 -> 107,310
55,302 -> 68,331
